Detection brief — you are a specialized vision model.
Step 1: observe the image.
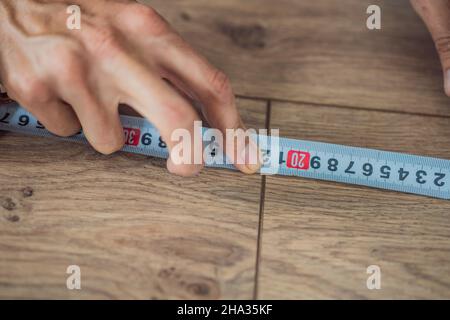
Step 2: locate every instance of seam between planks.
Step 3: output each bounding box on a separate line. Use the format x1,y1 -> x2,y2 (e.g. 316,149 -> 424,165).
252,99 -> 271,300
236,94 -> 450,120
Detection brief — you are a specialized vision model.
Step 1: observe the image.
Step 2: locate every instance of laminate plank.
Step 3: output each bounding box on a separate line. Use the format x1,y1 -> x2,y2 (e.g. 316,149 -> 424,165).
259,101 -> 450,299
0,98 -> 266,299
144,0 -> 450,116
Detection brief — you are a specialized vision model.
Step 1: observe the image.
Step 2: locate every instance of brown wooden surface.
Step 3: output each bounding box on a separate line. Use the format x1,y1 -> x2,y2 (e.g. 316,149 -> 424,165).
1,0 -> 450,299
259,102 -> 450,299
148,0 -> 450,116
0,99 -> 266,299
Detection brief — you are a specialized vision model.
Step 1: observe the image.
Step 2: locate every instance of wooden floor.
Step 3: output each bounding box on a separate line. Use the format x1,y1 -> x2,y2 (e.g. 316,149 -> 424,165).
1,0 -> 450,299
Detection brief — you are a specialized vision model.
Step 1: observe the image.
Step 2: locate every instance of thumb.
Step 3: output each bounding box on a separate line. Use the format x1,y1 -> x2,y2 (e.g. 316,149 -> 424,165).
411,0 -> 450,96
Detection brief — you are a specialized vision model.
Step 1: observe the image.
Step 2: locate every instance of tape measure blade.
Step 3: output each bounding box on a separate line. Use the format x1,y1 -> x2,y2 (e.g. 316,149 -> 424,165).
276,140 -> 450,200
1,102 -> 450,200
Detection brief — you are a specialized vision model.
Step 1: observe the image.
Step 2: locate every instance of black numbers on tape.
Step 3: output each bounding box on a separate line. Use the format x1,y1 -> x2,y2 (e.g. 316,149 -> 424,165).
380,165 -> 391,179
435,173 -> 446,187
398,168 -> 409,181
310,156 -> 320,169
18,115 -> 29,126
279,151 -> 286,165
261,149 -> 271,165
328,158 -> 338,172
158,137 -> 167,148
416,170 -> 427,184
306,155 -> 446,187
141,133 -> 152,146
345,161 -> 356,174
0,112 -> 10,124
363,163 -> 373,177
36,121 -> 45,129
0,112 -> 43,129
140,133 -> 166,149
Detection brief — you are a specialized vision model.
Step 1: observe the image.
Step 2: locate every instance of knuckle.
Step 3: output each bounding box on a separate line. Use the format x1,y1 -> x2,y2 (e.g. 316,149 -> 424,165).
11,75 -> 52,105
87,26 -> 122,59
208,69 -> 233,102
125,4 -> 168,35
166,104 -> 197,129
435,36 -> 450,58
51,46 -> 83,81
130,4 -> 160,21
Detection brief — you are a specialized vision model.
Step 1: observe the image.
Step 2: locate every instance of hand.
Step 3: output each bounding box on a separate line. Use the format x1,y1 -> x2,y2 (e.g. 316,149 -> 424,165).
411,0 -> 450,96
0,0 -> 260,176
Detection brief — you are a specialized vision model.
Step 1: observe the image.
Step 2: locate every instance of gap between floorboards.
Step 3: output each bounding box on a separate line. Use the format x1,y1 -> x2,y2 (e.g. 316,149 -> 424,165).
236,94 -> 450,120
252,99 -> 271,300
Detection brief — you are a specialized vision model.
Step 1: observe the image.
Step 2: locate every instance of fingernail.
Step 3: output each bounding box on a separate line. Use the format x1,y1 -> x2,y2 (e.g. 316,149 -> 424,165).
239,138 -> 261,173
166,157 -> 203,177
445,69 -> 450,97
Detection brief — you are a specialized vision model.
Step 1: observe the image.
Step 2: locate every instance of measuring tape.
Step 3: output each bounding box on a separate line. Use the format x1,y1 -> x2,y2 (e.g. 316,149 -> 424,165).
1,102 -> 449,200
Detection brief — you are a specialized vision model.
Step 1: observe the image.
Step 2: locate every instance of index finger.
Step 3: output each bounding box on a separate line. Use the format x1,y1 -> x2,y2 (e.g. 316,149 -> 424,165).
112,54 -> 204,176
156,35 -> 261,173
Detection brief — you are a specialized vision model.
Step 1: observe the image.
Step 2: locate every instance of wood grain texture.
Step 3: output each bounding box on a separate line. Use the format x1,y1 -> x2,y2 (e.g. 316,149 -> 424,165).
1,0 -> 449,300
145,0 -> 450,116
0,98 -> 266,299
259,101 -> 450,299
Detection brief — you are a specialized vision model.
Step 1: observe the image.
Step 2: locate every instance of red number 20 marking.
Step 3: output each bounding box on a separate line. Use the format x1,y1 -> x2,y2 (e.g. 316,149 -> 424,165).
287,150 -> 310,170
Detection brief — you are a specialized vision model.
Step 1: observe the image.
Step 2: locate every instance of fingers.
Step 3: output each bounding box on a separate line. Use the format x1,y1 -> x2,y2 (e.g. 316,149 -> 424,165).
156,36 -> 261,174
116,2 -> 260,173
113,55 -> 203,176
59,85 -> 125,155
1,0 -> 260,177
3,78 -> 81,137
24,100 -> 81,137
411,0 -> 450,96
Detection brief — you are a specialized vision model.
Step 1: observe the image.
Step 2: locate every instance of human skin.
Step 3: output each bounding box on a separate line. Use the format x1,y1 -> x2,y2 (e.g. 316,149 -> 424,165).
0,0 -> 260,176
411,0 -> 450,96
0,1 -> 448,176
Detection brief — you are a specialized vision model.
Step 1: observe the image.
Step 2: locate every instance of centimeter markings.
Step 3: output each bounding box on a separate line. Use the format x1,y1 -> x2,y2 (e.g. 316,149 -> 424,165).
0,102 -> 450,200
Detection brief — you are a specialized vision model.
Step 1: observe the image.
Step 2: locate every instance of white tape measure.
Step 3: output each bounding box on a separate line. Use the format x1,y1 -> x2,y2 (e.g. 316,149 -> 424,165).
1,102 -> 449,200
